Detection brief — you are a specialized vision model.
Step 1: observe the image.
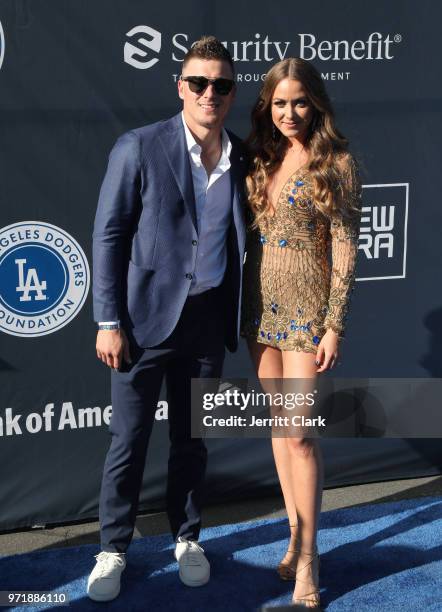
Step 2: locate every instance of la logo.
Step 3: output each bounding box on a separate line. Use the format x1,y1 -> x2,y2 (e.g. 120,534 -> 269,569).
15,258 -> 47,302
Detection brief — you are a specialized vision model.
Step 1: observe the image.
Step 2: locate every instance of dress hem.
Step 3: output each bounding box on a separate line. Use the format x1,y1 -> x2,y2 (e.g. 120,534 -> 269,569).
240,333 -> 318,354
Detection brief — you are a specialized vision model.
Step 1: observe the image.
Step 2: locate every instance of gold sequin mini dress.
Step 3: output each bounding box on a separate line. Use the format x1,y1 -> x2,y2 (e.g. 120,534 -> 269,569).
241,154 -> 362,353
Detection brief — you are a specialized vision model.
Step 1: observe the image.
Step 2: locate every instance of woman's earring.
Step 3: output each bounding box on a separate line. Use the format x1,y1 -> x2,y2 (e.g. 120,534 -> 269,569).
272,124 -> 276,139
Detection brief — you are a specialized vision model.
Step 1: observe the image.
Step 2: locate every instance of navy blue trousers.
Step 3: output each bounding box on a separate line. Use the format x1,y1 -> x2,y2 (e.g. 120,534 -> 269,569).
99,288 -> 226,553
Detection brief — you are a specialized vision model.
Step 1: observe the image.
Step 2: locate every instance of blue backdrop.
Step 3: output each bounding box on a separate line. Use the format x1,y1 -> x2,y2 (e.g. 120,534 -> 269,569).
0,0 -> 441,530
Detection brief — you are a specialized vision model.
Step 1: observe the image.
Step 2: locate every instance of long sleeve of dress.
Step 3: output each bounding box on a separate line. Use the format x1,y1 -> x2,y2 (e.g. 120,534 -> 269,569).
323,154 -> 362,337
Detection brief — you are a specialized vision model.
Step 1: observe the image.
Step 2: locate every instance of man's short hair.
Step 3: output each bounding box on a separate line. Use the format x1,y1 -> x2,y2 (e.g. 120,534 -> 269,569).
182,35 -> 234,73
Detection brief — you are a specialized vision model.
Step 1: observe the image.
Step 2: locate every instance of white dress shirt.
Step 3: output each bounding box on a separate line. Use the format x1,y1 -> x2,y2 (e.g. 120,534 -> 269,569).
181,112 -> 232,295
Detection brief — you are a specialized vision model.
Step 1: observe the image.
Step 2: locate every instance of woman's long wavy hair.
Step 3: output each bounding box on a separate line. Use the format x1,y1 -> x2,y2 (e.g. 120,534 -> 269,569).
246,58 -> 350,227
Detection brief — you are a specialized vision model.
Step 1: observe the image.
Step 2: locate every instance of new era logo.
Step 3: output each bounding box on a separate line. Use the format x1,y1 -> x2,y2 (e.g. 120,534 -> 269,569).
356,183 -> 409,281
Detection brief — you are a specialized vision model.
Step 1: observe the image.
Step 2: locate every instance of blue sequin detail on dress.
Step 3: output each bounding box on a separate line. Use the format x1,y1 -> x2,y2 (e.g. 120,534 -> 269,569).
279,239 -> 287,247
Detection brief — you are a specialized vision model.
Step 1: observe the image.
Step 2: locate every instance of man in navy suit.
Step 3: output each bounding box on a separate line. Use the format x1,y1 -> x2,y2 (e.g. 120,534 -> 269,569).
88,36 -> 246,601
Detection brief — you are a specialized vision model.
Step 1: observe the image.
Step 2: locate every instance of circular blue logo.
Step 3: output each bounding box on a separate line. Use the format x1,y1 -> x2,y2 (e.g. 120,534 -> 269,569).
0,244 -> 69,315
0,222 -> 90,337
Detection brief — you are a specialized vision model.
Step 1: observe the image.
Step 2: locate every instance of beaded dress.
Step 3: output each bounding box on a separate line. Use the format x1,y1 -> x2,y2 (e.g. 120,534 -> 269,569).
241,153 -> 361,353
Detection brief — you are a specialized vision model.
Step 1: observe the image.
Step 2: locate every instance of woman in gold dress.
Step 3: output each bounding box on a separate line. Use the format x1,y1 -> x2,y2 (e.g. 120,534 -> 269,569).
241,58 -> 362,608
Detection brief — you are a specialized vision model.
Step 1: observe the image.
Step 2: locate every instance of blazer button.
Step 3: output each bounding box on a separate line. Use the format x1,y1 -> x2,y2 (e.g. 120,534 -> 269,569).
185,273 -> 193,280
192,240 -> 198,246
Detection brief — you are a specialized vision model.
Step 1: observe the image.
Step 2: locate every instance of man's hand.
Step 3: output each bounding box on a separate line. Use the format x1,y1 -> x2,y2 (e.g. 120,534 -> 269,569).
96,329 -> 132,370
315,329 -> 339,373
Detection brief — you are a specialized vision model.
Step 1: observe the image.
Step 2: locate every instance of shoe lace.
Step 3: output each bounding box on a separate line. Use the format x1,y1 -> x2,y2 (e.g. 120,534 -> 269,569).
94,551 -> 125,577
183,541 -> 205,566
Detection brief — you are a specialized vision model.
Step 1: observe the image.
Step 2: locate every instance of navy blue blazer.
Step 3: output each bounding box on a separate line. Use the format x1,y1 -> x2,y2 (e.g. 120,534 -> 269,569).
92,113 -> 247,352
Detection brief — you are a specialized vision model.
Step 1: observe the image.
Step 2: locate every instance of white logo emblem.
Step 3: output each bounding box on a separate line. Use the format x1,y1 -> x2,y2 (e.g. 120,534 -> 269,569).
15,259 -> 48,302
124,25 -> 161,69
0,222 -> 90,337
357,183 -> 409,281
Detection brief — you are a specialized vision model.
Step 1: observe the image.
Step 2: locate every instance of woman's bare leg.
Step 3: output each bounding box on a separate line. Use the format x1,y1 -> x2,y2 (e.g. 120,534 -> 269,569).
247,341 -> 323,605
247,341 -> 299,557
281,350 -> 323,606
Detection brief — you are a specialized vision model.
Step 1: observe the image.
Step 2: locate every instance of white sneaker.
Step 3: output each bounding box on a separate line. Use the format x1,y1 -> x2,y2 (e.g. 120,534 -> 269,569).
87,551 -> 126,602
174,537 -> 210,587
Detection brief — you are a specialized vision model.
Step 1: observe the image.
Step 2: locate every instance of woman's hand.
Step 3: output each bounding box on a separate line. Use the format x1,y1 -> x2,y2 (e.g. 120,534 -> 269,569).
315,329 -> 339,372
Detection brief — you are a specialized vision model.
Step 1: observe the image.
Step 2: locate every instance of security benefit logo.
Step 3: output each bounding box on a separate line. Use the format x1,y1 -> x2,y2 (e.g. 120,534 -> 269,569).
124,25 -> 161,69
356,183 -> 409,281
0,222 -> 90,337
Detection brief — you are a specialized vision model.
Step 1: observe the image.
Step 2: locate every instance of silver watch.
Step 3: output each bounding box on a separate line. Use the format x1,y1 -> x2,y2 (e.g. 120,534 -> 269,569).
98,323 -> 121,331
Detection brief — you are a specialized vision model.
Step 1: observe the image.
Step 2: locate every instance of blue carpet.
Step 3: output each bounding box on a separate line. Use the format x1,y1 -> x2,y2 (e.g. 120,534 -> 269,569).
1,496 -> 441,611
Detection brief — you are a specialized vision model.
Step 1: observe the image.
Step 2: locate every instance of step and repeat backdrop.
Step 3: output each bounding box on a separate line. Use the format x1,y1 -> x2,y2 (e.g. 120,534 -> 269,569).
0,0 -> 441,530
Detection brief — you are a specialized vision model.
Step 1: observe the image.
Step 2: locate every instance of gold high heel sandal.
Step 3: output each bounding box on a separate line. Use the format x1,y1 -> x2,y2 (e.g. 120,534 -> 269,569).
276,523 -> 299,581
292,549 -> 321,610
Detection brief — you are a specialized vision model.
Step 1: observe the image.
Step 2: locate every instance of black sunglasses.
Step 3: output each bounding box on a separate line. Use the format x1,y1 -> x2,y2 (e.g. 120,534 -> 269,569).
180,75 -> 235,96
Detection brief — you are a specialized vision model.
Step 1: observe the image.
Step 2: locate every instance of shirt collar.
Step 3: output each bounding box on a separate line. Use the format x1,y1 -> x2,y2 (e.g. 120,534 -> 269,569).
181,112 -> 232,162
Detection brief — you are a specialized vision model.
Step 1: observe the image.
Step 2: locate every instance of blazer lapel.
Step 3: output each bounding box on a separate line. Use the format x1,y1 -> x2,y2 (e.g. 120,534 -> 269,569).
159,114 -> 197,231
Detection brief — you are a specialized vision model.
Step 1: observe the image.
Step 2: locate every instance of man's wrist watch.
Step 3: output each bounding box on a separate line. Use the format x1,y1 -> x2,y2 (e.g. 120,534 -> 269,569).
98,322 -> 121,331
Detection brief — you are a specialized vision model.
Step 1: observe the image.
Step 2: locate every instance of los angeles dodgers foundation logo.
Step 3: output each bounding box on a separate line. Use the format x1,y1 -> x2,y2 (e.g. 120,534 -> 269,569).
0,222 -> 90,337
